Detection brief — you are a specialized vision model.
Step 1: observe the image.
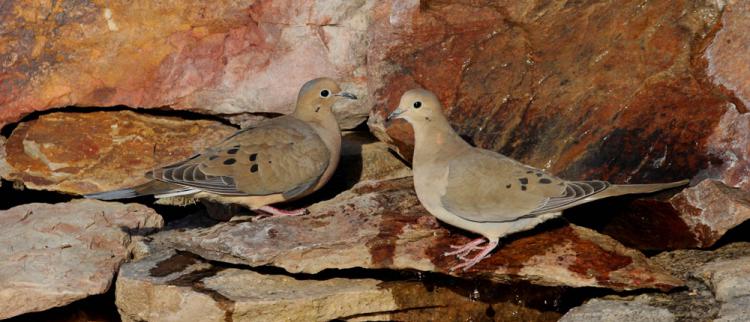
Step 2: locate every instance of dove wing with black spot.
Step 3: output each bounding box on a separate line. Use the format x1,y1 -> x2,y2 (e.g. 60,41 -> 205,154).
147,115 -> 329,198
439,149 -> 609,223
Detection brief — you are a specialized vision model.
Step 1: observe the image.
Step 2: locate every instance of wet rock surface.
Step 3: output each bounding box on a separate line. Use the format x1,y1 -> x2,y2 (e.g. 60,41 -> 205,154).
153,177 -> 682,291
0,200 -> 163,320
117,249 -> 564,322
0,110 -> 235,195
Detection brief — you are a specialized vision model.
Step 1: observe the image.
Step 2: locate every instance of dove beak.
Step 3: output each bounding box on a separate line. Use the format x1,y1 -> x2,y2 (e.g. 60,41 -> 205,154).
386,107 -> 405,122
335,92 -> 357,100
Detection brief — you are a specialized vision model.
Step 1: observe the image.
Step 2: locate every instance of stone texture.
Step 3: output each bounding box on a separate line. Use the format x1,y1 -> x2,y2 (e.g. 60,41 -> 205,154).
696,256 -> 750,302
0,110 -> 235,194
588,179 -> 750,251
705,0 -> 750,108
367,0 -> 730,187
715,296 -> 750,322
702,105 -> 750,191
0,0 -> 370,129
117,249 -> 561,322
648,242 -> 750,321
559,298 -> 675,322
0,199 -> 163,320
153,177 -> 682,291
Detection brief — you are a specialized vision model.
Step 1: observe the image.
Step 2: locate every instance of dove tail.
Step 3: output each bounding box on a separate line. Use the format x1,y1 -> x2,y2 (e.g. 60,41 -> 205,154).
84,188 -> 140,200
591,179 -> 689,200
84,180 -> 194,200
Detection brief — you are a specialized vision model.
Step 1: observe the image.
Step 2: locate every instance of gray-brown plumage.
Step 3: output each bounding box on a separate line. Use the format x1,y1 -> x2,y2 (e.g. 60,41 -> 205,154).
387,89 -> 688,271
86,78 -> 357,216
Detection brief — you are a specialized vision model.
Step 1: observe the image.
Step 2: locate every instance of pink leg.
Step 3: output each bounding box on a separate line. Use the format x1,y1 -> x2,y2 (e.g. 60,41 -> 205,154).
450,239 -> 499,272
444,238 -> 486,257
257,205 -> 307,218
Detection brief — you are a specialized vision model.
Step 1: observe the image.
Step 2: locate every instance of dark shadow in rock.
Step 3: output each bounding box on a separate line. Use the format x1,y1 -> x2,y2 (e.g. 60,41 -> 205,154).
711,219 -> 750,249
0,179 -> 73,210
4,287 -> 120,322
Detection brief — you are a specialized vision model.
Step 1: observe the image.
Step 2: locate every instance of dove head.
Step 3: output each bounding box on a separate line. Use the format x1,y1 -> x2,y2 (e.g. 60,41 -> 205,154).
293,78 -> 357,122
387,89 -> 469,152
387,89 -> 451,130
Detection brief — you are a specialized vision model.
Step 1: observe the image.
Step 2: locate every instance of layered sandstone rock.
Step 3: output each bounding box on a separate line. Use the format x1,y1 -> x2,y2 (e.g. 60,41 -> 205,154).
0,200 -> 163,319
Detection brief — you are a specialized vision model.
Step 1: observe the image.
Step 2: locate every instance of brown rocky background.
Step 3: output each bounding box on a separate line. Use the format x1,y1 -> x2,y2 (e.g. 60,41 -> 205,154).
1,0 -> 749,321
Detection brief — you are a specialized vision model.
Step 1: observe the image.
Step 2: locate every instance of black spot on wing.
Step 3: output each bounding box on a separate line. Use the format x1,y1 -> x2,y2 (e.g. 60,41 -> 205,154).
227,148 -> 239,154
539,178 -> 552,184
519,178 -> 528,184
223,158 -> 236,165
250,164 -> 258,173
249,153 -> 257,161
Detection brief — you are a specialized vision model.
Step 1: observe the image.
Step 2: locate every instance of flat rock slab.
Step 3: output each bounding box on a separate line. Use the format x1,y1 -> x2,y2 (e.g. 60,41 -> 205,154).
155,178 -> 682,291
559,298 -> 675,322
0,110 -> 235,194
0,199 -> 164,319
591,179 -> 750,250
117,249 -> 561,322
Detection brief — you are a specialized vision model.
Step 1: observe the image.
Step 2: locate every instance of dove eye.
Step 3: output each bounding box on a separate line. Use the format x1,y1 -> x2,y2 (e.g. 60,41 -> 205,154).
413,101 -> 422,109
320,89 -> 330,98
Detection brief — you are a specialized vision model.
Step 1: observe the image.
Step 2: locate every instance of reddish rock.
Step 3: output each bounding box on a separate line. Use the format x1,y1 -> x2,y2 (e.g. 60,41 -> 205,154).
705,0 -> 750,108
595,180 -> 750,250
0,200 -> 163,320
116,249 -> 561,322
702,105 -> 750,191
0,0 -> 369,129
367,0 -> 729,184
0,110 -> 235,194
155,178 -> 682,291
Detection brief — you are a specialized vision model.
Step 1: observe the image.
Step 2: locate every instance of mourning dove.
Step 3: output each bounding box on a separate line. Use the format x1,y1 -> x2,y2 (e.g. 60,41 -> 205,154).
387,89 -> 688,271
86,78 -> 357,217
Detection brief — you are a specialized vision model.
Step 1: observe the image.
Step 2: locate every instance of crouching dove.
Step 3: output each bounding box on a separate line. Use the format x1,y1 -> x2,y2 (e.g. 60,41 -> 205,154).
386,89 -> 688,271
85,78 -> 357,217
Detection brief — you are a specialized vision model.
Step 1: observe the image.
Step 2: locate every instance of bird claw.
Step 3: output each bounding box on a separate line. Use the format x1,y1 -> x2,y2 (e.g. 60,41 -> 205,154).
257,206 -> 308,219
447,239 -> 500,272
443,238 -> 487,257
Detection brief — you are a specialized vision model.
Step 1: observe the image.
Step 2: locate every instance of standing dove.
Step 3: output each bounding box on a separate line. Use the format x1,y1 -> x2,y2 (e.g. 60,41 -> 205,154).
86,78 -> 357,217
386,89 -> 688,271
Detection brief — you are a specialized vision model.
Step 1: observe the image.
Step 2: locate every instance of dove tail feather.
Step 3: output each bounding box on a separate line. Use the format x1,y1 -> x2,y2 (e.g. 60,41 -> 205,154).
84,188 -> 140,200
84,180 -> 194,200
586,179 -> 689,201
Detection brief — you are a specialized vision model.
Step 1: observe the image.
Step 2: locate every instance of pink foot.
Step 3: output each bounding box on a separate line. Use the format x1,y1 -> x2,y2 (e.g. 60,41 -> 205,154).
257,206 -> 308,218
448,239 -> 499,272
444,238 -> 486,257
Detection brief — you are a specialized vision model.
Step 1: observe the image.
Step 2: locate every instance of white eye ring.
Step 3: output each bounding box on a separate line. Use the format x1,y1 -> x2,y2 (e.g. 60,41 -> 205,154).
320,89 -> 330,98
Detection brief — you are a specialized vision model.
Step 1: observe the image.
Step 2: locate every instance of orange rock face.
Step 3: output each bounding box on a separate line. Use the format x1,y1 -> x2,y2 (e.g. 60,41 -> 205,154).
367,0 -> 738,185
0,0 -> 370,129
0,110 -> 235,194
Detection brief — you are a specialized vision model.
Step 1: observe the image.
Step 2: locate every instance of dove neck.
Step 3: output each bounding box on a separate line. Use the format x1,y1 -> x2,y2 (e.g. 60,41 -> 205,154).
292,103 -> 335,125
412,114 -> 470,163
